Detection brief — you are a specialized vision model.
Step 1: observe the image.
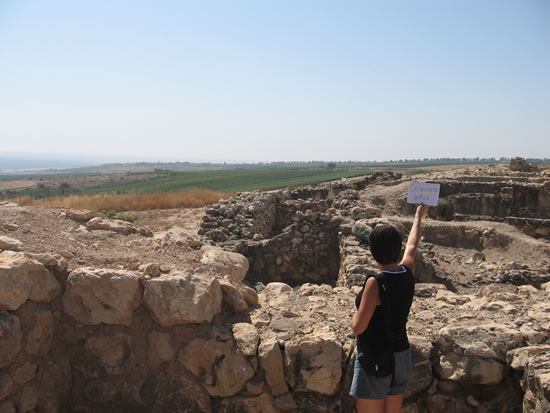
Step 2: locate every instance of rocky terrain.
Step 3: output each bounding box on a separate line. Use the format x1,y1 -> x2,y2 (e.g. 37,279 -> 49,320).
0,163 -> 549,412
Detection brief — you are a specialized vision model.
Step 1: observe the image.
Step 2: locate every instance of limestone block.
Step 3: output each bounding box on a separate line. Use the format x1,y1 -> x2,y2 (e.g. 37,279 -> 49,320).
87,217 -> 153,237
232,323 -> 259,356
26,309 -> 54,356
85,333 -> 132,375
258,340 -> 288,397
225,276 -> 258,305
66,209 -> 100,222
507,345 -> 550,371
179,338 -> 256,397
148,331 -> 174,363
352,220 -> 372,242
436,352 -> 505,385
405,336 -> 433,398
140,263 -> 161,277
0,311 -> 22,369
0,237 -> 21,251
144,272 -> 222,326
436,323 -> 524,361
63,267 -> 142,325
218,278 -> 248,313
200,245 -> 249,282
284,329 -> 342,395
0,251 -> 61,311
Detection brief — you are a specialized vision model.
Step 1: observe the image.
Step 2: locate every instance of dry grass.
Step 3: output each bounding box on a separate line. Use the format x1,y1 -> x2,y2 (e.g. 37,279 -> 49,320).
14,189 -> 232,212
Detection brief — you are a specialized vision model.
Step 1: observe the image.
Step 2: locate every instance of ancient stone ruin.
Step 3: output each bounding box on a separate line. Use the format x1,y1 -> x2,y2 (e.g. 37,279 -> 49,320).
0,164 -> 549,412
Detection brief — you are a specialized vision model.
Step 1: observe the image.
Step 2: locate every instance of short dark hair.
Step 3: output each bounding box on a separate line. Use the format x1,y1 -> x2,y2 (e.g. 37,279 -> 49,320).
369,224 -> 402,264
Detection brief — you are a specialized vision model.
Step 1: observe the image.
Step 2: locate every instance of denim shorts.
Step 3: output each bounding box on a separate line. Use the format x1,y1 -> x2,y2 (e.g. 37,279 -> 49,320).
349,348 -> 412,400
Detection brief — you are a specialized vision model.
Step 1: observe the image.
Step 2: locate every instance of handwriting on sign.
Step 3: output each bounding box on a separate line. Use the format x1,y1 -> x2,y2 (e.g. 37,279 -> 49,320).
407,181 -> 440,206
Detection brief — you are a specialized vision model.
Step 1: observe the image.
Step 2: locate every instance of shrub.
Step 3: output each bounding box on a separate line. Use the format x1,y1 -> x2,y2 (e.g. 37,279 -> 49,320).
116,212 -> 139,222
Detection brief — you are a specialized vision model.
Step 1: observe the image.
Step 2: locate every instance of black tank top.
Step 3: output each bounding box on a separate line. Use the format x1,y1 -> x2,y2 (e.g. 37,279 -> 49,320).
355,265 -> 415,353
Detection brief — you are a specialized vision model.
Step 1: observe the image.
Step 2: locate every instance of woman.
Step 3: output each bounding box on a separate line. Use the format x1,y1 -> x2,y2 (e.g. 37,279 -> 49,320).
350,205 -> 429,413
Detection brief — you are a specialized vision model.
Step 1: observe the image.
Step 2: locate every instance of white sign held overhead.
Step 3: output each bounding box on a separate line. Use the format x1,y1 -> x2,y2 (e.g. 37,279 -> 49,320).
407,181 -> 440,206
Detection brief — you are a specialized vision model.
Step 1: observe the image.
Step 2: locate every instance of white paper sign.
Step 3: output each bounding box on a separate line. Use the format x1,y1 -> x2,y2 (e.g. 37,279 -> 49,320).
407,181 -> 440,206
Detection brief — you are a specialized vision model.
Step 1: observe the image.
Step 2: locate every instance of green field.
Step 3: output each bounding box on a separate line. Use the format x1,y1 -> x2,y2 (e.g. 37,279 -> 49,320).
85,168 -> 375,194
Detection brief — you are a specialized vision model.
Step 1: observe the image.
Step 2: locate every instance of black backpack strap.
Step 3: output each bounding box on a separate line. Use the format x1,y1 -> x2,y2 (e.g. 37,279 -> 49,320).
375,273 -> 396,383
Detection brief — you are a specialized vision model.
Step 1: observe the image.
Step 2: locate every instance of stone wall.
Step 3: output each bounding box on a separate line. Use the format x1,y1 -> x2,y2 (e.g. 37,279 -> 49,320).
2,246 -> 549,412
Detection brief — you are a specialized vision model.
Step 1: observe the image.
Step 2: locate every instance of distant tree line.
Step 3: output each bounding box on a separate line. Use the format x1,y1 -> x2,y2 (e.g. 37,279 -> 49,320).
0,182 -> 81,201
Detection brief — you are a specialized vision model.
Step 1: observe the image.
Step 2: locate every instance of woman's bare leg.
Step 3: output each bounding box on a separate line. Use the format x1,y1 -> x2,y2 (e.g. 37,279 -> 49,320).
383,394 -> 404,413
356,398 -> 384,413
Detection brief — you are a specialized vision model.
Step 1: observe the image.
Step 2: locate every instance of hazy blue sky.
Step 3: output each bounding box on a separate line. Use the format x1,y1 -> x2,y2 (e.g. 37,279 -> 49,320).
1,0 -> 548,162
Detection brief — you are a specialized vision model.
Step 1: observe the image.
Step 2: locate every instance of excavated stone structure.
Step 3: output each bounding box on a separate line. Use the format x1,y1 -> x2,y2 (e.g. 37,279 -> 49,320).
1,166 -> 549,413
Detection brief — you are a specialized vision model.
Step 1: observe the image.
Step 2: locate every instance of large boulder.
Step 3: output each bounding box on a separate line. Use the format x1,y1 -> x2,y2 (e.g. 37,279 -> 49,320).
284,329 -> 342,395
143,272 -> 222,326
62,267 -> 142,325
200,246 -> 249,282
0,251 -> 61,311
179,337 -> 256,397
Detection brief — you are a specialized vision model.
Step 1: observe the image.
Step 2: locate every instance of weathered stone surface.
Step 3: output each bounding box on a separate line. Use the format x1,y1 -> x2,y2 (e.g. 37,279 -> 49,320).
0,311 -> 22,369
83,379 -> 118,403
85,333 -> 132,374
352,220 -> 372,242
0,401 -> 15,413
436,352 -> 505,385
200,246 -> 249,282
13,362 -> 36,386
63,267 -> 142,325
17,385 -> 38,412
148,331 -> 174,364
140,263 -> 161,277
179,337 -> 256,397
144,272 -> 223,326
219,278 -> 248,313
26,309 -> 54,356
66,209 -> 100,222
405,336 -> 433,398
232,323 -> 259,357
218,393 -> 278,413
0,251 -> 61,311
436,322 -> 524,360
258,340 -> 288,397
284,329 -> 342,395
273,392 -> 297,410
0,237 -> 21,251
35,358 -> 72,413
87,217 -> 153,237
0,373 -> 14,401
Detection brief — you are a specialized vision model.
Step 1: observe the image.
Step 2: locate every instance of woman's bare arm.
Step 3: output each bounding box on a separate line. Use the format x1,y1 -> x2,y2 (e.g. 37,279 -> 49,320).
350,277 -> 380,335
400,205 -> 430,274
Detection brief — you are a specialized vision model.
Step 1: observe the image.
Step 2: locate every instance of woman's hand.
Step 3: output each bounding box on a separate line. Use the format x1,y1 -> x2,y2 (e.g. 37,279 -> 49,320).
416,204 -> 430,218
